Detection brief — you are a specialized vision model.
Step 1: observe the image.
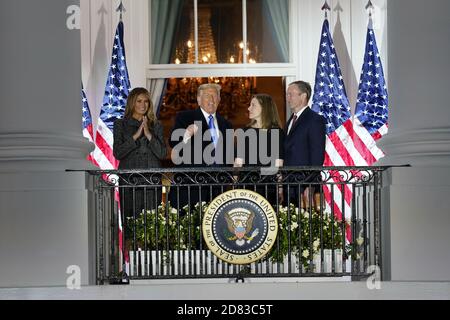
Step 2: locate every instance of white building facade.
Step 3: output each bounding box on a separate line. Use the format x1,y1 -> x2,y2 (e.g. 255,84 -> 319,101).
0,0 -> 449,290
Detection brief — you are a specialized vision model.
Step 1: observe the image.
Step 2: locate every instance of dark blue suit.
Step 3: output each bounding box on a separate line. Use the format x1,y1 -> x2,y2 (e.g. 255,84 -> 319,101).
169,108 -> 232,209
283,107 -> 326,204
169,108 -> 232,167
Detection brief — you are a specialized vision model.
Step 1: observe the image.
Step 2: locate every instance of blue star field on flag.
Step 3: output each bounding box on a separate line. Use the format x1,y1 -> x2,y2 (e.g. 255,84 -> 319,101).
99,21 -> 131,131
355,21 -> 388,138
311,19 -> 351,135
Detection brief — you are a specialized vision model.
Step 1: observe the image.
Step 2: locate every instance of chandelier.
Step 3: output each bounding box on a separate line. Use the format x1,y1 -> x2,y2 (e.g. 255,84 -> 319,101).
173,7 -> 259,65
159,7 -> 258,126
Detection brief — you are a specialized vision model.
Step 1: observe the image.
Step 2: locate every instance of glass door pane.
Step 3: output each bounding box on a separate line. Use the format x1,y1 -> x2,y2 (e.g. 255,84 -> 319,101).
159,76 -> 286,130
247,0 -> 289,63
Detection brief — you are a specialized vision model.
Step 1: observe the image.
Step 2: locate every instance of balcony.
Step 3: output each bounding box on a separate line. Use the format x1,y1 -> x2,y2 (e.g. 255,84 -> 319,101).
81,166 -> 390,284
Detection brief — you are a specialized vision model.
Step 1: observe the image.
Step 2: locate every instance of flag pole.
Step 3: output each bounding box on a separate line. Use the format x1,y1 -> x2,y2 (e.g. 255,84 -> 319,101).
321,0 -> 331,19
365,0 -> 374,28
365,0 -> 374,18
116,0 -> 125,22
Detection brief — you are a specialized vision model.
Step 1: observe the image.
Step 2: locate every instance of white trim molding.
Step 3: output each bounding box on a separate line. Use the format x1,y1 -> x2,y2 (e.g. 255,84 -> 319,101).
147,63 -> 298,79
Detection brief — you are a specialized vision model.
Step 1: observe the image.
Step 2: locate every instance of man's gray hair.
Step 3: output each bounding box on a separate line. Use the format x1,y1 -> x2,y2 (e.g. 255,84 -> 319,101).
197,83 -> 221,97
289,80 -> 312,102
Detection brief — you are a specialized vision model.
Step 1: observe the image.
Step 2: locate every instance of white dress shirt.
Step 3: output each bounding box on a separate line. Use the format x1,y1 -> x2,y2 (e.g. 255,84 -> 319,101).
183,108 -> 220,144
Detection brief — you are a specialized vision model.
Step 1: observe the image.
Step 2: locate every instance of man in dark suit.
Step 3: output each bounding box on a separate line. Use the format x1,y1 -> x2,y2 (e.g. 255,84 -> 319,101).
283,81 -> 326,206
169,83 -> 233,210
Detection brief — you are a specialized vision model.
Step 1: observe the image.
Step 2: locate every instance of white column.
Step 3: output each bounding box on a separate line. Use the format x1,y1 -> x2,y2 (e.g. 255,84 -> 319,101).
379,0 -> 450,280
0,0 -> 95,287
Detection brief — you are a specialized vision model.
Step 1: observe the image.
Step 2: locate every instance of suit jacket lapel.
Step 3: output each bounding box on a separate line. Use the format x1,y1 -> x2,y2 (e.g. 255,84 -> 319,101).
194,108 -> 209,133
288,107 -> 310,136
285,114 -> 293,133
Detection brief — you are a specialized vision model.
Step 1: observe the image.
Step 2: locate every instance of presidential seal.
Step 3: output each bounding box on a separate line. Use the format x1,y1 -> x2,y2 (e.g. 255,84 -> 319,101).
202,189 -> 278,264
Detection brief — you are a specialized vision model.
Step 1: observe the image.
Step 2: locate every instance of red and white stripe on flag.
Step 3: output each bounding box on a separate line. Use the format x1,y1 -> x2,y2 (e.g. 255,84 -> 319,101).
311,17 -> 388,244
322,118 -> 385,241
94,121 -> 129,270
92,20 -> 132,271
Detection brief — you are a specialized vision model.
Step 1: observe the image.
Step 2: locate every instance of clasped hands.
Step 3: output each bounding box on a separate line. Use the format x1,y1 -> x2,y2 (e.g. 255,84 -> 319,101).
133,116 -> 152,141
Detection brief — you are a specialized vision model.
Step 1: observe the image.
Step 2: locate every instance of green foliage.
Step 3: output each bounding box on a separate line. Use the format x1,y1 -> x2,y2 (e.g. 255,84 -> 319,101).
125,202 -> 209,250
125,203 -> 184,250
268,203 -> 351,269
125,202 -> 354,270
180,201 -> 208,249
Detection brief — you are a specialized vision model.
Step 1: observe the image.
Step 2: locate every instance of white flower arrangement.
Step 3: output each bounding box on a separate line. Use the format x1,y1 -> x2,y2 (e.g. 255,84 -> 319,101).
268,203 -> 352,269
126,202 -> 356,270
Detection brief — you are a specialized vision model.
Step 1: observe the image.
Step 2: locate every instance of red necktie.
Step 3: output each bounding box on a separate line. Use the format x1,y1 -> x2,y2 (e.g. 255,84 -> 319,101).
289,114 -> 298,134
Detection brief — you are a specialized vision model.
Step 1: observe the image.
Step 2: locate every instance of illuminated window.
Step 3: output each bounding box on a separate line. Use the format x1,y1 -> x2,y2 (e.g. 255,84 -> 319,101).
150,0 -> 289,64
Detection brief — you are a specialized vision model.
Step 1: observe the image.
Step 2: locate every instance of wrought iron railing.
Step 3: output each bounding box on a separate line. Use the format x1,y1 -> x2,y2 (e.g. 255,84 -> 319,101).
80,166 -> 392,284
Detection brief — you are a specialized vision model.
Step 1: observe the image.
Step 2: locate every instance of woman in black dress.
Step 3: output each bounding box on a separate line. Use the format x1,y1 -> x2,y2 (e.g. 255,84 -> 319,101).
113,87 -> 167,218
234,94 -> 285,205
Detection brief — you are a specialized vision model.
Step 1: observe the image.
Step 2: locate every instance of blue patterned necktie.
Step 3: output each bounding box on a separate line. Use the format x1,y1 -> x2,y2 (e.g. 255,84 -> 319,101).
208,114 -> 218,147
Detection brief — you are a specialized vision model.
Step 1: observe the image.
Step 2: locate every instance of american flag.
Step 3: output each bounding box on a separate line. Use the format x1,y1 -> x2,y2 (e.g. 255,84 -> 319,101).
81,85 -> 98,166
95,20 -> 131,171
353,19 -> 388,164
81,85 -> 93,142
311,18 -> 355,223
93,20 -> 131,270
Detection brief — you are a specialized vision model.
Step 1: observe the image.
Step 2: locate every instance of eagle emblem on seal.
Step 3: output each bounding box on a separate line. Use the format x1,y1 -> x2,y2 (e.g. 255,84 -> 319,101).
224,208 -> 260,246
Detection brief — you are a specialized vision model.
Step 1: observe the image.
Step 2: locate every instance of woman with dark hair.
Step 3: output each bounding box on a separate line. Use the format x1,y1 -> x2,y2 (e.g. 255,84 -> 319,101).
113,87 -> 167,218
234,94 -> 285,205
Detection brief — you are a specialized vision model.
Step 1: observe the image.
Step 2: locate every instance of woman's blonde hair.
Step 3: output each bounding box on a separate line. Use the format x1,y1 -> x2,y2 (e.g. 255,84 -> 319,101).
248,94 -> 282,129
124,87 -> 156,126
